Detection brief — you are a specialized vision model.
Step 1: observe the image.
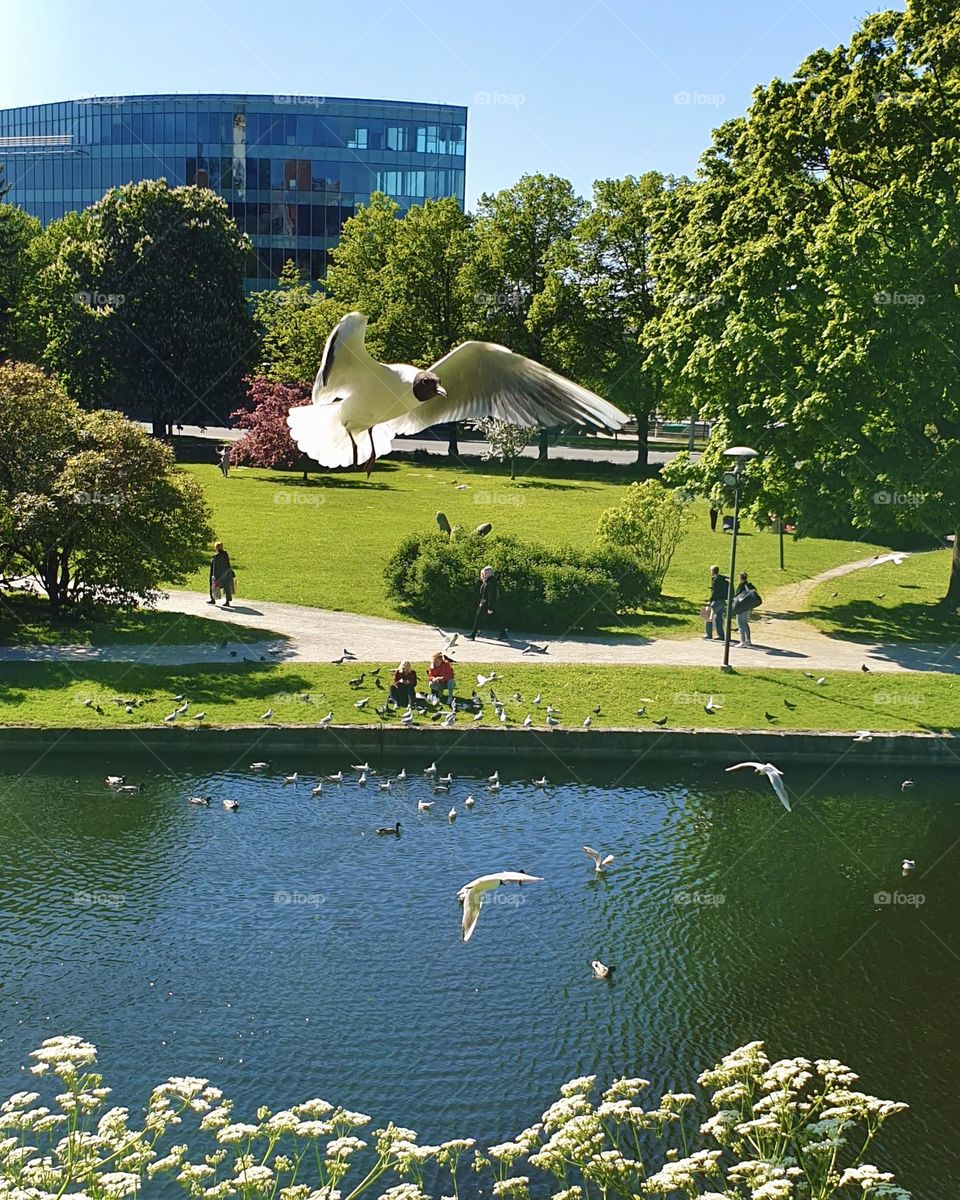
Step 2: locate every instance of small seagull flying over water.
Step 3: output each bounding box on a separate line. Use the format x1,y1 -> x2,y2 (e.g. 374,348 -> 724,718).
287,311 -> 629,474
583,846 -> 615,874
457,872 -> 544,942
725,761 -> 791,812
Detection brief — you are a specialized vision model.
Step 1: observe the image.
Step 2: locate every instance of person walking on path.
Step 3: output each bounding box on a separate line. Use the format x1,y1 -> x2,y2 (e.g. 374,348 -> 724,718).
217,446 -> 231,478
704,564 -> 727,640
732,570 -> 761,646
389,661 -> 418,707
428,651 -> 455,705
209,541 -> 235,607
465,566 -> 507,641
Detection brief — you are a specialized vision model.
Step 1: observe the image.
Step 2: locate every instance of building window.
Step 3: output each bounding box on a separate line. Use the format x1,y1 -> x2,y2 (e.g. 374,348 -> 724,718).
346,127 -> 367,149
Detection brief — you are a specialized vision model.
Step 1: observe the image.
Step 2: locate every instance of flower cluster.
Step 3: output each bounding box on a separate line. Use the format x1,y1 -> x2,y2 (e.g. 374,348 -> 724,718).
0,1037 -> 911,1200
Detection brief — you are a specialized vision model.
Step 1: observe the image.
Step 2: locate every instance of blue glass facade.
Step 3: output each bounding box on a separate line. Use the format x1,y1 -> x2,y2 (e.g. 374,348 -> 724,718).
0,93 -> 467,289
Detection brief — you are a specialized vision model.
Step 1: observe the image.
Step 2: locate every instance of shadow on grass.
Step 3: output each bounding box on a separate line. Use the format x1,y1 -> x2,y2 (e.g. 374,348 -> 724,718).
807,599 -> 960,646
0,594 -> 288,649
0,662 -> 317,708
261,473 -> 393,491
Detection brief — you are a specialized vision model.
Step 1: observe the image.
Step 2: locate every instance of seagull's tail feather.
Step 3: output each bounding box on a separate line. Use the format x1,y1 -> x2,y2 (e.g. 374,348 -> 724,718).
287,405 -> 395,469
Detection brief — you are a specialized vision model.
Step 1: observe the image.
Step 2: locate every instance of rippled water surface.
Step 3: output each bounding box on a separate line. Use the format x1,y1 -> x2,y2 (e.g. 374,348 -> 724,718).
1,747 -> 958,1194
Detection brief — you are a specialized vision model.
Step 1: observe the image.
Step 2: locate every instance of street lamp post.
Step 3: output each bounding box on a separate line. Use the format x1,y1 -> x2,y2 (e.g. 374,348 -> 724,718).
721,446 -> 759,671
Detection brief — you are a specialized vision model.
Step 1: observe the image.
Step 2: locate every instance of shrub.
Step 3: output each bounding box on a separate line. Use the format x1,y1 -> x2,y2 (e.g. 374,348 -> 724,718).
596,479 -> 688,594
230,376 -> 312,470
385,532 -> 654,632
1,1034 -> 909,1200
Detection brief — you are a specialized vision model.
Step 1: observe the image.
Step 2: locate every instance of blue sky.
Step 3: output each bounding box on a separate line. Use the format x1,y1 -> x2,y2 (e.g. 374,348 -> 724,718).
3,0 -> 903,205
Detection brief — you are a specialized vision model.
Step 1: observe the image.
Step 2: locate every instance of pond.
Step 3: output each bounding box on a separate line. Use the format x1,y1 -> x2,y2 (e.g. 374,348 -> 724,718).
0,747 -> 957,1194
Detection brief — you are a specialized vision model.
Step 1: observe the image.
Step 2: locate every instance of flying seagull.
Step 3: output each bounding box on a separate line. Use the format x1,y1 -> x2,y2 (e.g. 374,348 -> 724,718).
287,312 -> 630,473
583,846 -> 615,874
457,872 -> 543,942
725,761 -> 791,812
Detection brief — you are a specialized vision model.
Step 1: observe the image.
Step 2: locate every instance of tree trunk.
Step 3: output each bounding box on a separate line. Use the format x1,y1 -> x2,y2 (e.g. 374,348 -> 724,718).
945,533 -> 960,606
538,429 -> 548,461
447,422 -> 459,457
510,454 -> 516,481
636,416 -> 649,471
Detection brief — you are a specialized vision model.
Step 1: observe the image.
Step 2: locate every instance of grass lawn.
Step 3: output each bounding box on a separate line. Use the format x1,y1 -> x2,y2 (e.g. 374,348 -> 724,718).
807,550 -> 960,645
0,592 -> 286,648
181,460 -> 889,638
2,661 -> 955,733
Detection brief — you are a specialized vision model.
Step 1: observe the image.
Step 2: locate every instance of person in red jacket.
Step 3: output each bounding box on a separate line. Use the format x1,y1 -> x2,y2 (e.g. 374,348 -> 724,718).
427,651 -> 455,706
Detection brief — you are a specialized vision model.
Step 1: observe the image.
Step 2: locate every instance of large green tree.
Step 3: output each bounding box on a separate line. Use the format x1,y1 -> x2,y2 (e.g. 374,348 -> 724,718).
251,260 -> 342,385
655,0 -> 960,603
532,173 -> 690,470
467,174 -> 586,458
0,203 -> 41,359
38,180 -> 254,434
0,362 -> 211,613
324,192 -> 402,361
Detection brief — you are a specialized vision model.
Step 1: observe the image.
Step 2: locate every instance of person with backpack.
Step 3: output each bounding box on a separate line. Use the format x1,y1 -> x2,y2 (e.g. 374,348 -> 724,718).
704,564 -> 728,640
465,565 -> 507,641
732,570 -> 762,646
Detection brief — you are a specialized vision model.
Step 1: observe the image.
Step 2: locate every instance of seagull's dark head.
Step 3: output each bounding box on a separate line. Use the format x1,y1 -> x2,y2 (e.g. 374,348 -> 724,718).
412,370 -> 447,402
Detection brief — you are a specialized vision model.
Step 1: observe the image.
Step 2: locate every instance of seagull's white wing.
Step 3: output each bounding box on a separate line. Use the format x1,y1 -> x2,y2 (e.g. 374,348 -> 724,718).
600,855 -> 615,867
457,882 -> 487,943
311,312 -> 369,403
725,762 -> 766,773
583,846 -> 601,864
387,342 -> 629,434
765,770 -> 791,812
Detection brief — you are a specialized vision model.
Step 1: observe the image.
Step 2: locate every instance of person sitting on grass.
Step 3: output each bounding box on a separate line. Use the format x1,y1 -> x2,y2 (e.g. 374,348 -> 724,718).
390,661 -> 418,707
428,651 -> 455,706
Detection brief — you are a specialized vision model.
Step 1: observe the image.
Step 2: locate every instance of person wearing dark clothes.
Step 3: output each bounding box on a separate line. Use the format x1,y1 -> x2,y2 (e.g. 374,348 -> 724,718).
704,564 -> 728,640
732,571 -> 759,646
465,565 -> 507,640
390,660 -> 418,707
208,541 -> 235,606
709,507 -> 719,532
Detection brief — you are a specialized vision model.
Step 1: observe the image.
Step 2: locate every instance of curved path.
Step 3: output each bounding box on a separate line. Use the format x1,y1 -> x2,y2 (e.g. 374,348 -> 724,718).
2,556 -> 957,674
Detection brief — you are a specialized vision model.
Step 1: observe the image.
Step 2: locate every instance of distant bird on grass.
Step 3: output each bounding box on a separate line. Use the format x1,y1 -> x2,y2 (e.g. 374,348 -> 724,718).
457,872 -> 543,942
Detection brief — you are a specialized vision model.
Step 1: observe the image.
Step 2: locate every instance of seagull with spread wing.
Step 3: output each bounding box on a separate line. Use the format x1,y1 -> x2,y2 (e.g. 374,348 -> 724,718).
725,761 -> 791,812
457,871 -> 543,943
287,312 -> 630,473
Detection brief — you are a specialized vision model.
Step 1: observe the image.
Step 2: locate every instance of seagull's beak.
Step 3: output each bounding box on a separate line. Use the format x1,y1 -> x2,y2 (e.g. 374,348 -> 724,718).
436,385 -> 448,398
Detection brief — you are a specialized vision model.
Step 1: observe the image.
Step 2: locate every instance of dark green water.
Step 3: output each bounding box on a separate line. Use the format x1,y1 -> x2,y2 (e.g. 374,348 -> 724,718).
0,748 -> 956,1194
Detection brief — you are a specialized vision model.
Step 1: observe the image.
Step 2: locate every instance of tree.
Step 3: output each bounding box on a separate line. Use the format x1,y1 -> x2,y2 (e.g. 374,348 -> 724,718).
251,261 -> 342,385
476,418 -> 533,480
467,174 -> 586,459
0,362 -> 211,613
230,377 -> 312,474
655,0 -> 960,604
38,180 -> 254,434
532,174 -> 690,471
596,480 -> 687,594
324,192 -> 401,360
0,204 -> 41,359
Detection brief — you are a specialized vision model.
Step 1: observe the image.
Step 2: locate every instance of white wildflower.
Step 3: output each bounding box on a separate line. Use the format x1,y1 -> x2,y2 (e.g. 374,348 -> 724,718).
216,1122 -> 261,1144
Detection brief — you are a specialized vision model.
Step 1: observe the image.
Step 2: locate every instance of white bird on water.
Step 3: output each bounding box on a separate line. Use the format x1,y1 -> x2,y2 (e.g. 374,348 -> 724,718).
287,311 -> 629,474
417,799 -> 434,812
223,799 -> 239,811
105,776 -> 125,788
583,846 -> 616,874
591,959 -> 612,980
448,806 -> 457,822
457,872 -> 544,943
465,794 -> 475,808
725,762 -> 791,812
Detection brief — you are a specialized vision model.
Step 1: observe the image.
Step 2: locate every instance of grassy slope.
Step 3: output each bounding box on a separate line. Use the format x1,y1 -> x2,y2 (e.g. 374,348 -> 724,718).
181,461 -> 888,638
2,662 -> 954,733
0,593 -> 286,648
806,550 -> 959,644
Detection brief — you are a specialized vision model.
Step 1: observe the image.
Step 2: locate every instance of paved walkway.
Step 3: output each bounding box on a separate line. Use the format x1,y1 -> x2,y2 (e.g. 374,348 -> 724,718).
2,556 -> 957,674
154,423 -> 687,466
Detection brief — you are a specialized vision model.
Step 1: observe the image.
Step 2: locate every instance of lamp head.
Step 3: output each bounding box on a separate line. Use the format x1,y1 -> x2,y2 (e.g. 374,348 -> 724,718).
723,445 -> 759,464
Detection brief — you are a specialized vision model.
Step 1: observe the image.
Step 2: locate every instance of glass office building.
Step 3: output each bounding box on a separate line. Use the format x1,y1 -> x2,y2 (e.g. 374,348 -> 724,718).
0,93 -> 467,289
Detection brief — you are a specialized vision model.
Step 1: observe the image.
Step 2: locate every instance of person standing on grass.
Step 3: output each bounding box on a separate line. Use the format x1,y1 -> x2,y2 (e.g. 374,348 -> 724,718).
732,570 -> 760,647
428,651 -> 455,706
465,565 -> 507,641
704,564 -> 727,640
209,541 -> 235,607
217,445 -> 231,477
